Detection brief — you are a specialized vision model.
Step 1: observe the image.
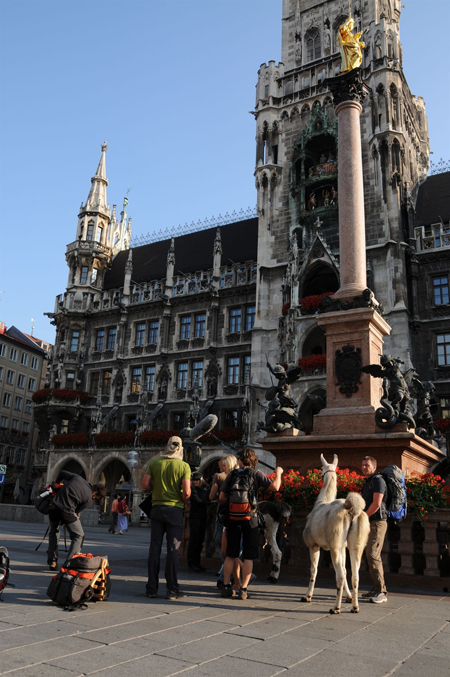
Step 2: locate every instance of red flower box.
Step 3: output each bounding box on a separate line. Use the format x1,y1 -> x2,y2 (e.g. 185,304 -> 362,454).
52,433 -> 89,448
297,354 -> 326,373
94,432 -> 135,448
300,292 -> 334,314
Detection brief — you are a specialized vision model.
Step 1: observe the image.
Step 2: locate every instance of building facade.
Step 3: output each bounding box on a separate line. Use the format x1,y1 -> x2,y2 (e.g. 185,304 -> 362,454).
0,323 -> 49,502
32,0 -> 450,510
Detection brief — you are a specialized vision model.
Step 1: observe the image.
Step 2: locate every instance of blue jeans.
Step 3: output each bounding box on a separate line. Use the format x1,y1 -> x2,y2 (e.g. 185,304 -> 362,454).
147,505 -> 184,595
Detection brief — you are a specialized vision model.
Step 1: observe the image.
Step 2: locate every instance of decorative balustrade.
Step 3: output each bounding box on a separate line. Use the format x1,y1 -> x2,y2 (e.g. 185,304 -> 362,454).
415,223 -> 450,252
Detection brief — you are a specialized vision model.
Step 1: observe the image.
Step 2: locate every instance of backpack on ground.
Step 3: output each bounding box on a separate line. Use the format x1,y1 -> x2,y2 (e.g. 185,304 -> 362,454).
0,546 -> 13,598
228,468 -> 257,522
379,465 -> 407,522
47,553 -> 111,611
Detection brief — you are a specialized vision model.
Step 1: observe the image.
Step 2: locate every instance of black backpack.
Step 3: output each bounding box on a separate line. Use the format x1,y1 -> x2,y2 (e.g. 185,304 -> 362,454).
379,465 -> 407,523
228,468 -> 257,522
47,554 -> 111,611
0,546 -> 12,598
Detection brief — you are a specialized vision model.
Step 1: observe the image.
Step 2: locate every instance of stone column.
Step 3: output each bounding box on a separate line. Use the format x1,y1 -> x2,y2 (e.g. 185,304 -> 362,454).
327,69 -> 370,300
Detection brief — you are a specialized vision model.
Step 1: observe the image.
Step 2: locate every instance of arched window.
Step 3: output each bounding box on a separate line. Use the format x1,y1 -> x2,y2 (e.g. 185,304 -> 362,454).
306,30 -> 321,62
392,139 -> 401,172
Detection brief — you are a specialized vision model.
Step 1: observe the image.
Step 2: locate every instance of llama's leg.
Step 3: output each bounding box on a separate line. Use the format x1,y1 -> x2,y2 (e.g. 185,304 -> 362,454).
348,547 -> 363,613
329,547 -> 345,614
265,516 -> 282,583
301,545 -> 320,603
341,548 -> 352,602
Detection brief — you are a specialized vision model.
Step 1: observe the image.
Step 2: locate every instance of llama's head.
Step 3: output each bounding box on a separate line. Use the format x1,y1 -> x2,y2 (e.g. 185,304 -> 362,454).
320,454 -> 338,475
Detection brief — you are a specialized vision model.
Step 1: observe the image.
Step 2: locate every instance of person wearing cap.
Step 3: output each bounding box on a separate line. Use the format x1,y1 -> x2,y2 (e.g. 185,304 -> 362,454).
141,436 -> 191,600
187,471 -> 210,573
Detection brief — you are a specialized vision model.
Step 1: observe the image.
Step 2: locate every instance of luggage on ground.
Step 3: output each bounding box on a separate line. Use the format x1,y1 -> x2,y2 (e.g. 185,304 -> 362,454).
47,553 -> 111,611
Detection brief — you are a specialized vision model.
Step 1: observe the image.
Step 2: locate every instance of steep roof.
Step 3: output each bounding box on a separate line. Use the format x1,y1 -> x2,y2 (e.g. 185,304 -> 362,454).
415,172 -> 450,226
3,326 -> 46,354
103,217 -> 258,290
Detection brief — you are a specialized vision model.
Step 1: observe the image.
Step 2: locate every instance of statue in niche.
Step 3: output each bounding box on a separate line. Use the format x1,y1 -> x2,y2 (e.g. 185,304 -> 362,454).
410,378 -> 436,440
324,28 -> 331,54
361,355 -> 416,429
338,14 -> 366,72
158,379 -> 168,401
257,361 -> 302,433
207,374 -> 218,398
308,191 -> 317,210
330,187 -> 338,204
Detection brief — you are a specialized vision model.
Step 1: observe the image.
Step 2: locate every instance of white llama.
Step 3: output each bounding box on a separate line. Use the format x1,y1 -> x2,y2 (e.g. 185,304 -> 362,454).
302,454 -> 370,614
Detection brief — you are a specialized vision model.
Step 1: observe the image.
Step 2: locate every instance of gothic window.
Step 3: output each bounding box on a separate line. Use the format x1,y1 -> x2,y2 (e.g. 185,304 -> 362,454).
70,331 -> 80,352
102,371 -> 112,395
65,372 -> 75,390
131,367 -> 142,393
227,357 -> 240,384
144,365 -> 155,392
437,333 -> 450,366
80,266 -> 88,284
194,313 -> 206,338
180,316 -> 191,340
433,277 -> 449,305
135,323 -> 146,346
86,221 -> 95,241
192,360 -> 203,387
306,30 -> 321,61
96,225 -> 103,243
229,308 -> 242,333
95,329 -> 105,352
243,355 -> 251,383
90,372 -> 100,396
91,268 -> 98,285
224,410 -> 239,428
148,321 -> 159,344
107,327 -> 116,350
245,305 -> 256,331
392,139 -> 401,172
176,362 -> 188,389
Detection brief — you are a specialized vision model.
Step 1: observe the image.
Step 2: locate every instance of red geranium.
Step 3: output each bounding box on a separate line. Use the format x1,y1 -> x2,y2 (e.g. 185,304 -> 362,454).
298,354 -> 326,373
300,292 -> 334,314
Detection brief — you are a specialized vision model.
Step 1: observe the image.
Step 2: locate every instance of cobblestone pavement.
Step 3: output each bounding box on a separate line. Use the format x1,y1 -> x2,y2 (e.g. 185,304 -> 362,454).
0,521 -> 449,677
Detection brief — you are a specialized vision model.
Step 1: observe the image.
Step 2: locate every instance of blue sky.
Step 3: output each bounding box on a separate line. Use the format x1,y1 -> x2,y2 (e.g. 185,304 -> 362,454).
0,0 -> 448,344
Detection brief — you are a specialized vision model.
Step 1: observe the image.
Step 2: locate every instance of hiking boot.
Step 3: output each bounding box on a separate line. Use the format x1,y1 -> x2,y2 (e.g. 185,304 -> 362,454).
48,562 -> 57,571
370,592 -> 388,604
361,588 -> 376,599
238,587 -> 250,600
221,585 -> 233,598
166,590 -> 186,600
145,592 -> 158,599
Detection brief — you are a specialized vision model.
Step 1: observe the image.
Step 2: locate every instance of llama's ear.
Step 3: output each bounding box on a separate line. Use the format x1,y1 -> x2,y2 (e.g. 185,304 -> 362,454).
320,454 -> 326,466
333,454 -> 338,467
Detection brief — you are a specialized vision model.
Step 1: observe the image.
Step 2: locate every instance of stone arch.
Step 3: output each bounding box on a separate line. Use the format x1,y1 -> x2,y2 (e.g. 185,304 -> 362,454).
304,27 -> 321,62
50,454 -> 89,482
300,260 -> 339,299
299,324 -> 326,358
298,386 -> 326,432
93,453 -> 133,507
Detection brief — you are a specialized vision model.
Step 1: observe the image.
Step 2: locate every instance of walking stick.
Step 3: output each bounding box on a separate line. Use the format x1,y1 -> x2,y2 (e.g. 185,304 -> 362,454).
35,525 -> 49,551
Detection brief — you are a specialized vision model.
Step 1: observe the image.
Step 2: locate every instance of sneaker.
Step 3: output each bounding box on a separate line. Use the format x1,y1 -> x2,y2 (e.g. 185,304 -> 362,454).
361,588 -> 376,599
166,590 -> 186,600
221,585 -> 233,598
48,562 -> 57,571
145,592 -> 158,599
238,587 -> 249,600
370,592 -> 388,604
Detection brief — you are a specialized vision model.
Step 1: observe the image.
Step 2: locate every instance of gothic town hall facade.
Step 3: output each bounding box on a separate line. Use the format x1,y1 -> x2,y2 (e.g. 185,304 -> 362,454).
33,0 -> 450,508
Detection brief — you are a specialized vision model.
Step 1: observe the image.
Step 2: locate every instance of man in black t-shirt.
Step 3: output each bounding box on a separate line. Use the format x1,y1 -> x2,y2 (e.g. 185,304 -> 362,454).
219,448 -> 283,600
361,456 -> 388,604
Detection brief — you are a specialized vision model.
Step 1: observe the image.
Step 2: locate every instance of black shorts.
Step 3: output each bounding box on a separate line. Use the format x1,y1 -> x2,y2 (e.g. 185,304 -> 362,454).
226,521 -> 259,560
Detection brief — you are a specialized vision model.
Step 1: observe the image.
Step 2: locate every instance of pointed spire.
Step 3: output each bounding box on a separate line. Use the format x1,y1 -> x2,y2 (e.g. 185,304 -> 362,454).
167,238 -> 175,266
213,227 -> 222,282
85,142 -> 109,213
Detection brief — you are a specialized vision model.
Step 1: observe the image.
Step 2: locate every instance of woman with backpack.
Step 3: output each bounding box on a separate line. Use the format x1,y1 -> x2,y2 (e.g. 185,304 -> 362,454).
219,448 -> 283,600
209,454 -> 239,588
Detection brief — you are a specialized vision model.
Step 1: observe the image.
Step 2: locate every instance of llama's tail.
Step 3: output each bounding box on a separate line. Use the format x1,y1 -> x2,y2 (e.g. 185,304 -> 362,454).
343,492 -> 366,518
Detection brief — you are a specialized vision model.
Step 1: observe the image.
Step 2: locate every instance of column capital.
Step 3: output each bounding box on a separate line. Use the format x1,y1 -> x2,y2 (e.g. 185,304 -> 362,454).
325,68 -> 371,108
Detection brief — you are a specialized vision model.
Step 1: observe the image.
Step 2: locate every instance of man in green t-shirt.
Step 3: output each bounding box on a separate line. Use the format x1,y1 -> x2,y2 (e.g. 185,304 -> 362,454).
141,436 -> 191,600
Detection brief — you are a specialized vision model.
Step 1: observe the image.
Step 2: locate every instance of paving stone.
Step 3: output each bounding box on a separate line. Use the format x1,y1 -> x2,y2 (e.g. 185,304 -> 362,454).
179,655 -> 288,677
0,636 -> 99,674
282,616 -> 369,642
226,615 -> 309,640
418,631 -> 450,658
284,648 -> 397,677
332,628 -> 429,662
231,633 -> 330,668
54,653 -> 192,677
1,665 -> 82,677
390,652 -> 450,677
207,609 -> 278,627
157,634 -> 261,664
59,607 -> 168,628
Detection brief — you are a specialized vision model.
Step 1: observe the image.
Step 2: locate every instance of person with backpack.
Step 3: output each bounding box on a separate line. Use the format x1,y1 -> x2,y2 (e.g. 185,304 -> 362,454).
361,455 -> 388,604
218,448 -> 283,600
47,470 -> 98,571
141,436 -> 191,600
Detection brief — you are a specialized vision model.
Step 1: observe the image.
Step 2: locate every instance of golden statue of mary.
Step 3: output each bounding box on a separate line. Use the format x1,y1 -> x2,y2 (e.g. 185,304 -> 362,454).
338,15 -> 365,73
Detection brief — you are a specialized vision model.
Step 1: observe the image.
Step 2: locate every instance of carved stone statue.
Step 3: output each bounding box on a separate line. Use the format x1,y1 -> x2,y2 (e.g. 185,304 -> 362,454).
257,361 -> 302,433
338,15 -> 365,73
410,378 -> 436,440
361,355 -> 415,429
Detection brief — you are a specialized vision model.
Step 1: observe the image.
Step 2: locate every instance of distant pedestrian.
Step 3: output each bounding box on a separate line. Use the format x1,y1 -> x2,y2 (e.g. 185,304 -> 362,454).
141,436 -> 191,600
219,448 -> 283,600
47,470 -> 98,570
108,494 -> 120,534
187,472 -> 210,573
361,456 -> 388,604
117,495 -> 129,534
